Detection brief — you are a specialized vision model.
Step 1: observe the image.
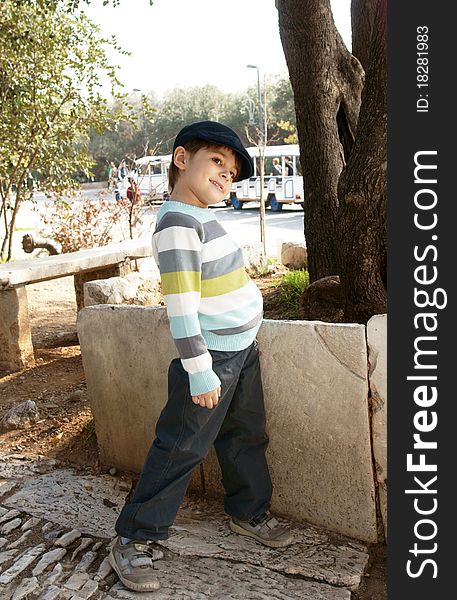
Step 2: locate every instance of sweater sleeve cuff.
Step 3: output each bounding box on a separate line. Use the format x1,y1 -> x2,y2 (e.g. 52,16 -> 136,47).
188,368 -> 222,396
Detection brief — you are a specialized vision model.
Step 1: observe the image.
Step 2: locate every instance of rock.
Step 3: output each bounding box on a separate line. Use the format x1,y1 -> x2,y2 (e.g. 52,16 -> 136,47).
63,571 -> 90,591
41,331 -> 79,349
71,537 -> 93,561
68,389 -> 84,402
94,556 -> 113,581
0,509 -> 20,524
7,529 -> 32,549
0,481 -> 17,496
44,562 -> 63,586
298,275 -> 344,322
0,544 -> 46,584
11,576 -> 39,600
108,467 -> 117,476
75,550 -> 97,573
280,242 -> 308,269
0,517 -> 22,534
0,548 -> 19,566
36,586 -> 60,600
76,578 -> 99,599
54,529 -> 82,547
21,516 -> 41,532
83,272 -> 161,307
241,243 -> 266,276
44,528 -> 64,541
1,400 -> 39,431
32,547 -> 67,576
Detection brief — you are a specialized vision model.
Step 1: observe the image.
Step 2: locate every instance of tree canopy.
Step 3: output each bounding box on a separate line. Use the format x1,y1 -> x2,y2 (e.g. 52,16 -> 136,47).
88,77 -> 298,180
0,0 -> 130,260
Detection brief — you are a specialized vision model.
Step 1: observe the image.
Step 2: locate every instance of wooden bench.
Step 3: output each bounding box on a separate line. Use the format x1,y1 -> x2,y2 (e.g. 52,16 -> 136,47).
0,239 -> 153,374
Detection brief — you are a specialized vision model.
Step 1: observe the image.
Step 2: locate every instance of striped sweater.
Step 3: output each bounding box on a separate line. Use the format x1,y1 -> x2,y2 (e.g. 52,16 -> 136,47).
152,200 -> 263,396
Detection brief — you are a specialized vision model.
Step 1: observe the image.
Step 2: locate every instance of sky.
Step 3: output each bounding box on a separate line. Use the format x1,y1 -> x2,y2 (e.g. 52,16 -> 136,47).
84,0 -> 352,99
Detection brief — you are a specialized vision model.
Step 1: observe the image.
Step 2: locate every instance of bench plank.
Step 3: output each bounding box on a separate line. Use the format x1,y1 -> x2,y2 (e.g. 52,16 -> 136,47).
0,239 -> 152,289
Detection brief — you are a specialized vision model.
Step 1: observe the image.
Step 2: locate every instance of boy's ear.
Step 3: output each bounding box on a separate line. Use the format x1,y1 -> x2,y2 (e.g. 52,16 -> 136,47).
173,146 -> 188,171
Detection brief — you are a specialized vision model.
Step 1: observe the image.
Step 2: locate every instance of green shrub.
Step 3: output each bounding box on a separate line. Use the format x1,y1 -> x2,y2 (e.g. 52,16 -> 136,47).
275,269 -> 309,318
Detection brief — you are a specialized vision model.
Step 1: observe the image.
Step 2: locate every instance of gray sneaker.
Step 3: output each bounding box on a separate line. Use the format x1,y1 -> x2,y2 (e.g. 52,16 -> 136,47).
109,537 -> 162,592
229,511 -> 294,548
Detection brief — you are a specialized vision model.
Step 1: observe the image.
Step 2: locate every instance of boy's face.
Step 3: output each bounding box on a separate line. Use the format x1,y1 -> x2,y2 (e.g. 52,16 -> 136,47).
172,145 -> 240,208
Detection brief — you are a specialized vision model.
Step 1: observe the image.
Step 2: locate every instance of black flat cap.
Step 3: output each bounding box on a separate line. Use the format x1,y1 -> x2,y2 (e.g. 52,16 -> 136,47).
173,120 -> 254,181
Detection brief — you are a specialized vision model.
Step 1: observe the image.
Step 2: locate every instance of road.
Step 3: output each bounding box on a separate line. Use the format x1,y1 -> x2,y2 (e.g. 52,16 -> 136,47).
211,201 -> 305,257
9,190 -> 305,260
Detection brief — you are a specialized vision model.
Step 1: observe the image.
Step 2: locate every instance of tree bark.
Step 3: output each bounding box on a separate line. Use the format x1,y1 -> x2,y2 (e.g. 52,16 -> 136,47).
277,0 -> 364,282
336,0 -> 387,322
351,0 -> 378,73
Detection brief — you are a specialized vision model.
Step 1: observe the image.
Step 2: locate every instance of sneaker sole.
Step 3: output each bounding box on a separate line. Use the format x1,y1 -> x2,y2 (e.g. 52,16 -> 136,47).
229,520 -> 293,548
108,550 -> 160,592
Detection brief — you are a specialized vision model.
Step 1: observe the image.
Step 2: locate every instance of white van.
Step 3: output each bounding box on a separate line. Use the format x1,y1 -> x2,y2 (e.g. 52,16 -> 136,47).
134,154 -> 172,204
228,144 -> 303,212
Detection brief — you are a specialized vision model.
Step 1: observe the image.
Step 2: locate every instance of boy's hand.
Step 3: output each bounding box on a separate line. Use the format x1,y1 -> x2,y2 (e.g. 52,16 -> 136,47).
192,387 -> 221,409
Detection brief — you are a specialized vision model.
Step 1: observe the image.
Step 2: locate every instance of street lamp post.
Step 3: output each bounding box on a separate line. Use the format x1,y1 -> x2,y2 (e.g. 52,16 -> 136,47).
246,65 -> 266,256
246,65 -> 264,144
133,88 -> 148,155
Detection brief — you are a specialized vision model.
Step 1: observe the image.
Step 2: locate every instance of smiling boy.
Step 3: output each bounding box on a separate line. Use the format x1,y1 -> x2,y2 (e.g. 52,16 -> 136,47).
109,121 -> 293,592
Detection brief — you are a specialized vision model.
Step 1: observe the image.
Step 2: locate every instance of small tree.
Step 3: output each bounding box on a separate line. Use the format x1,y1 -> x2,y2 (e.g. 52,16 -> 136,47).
0,0 -> 129,261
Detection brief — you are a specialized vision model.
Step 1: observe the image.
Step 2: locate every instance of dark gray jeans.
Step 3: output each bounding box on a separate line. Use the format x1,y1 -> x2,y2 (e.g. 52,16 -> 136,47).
115,341 -> 272,541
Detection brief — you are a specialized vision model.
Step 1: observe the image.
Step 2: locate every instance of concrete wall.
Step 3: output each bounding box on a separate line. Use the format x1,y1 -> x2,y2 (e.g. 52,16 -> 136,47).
77,306 -> 385,543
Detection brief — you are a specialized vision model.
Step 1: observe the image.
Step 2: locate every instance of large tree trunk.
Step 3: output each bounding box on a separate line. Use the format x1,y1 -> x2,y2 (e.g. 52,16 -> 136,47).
336,0 -> 387,322
351,0 -> 378,72
277,0 -> 364,282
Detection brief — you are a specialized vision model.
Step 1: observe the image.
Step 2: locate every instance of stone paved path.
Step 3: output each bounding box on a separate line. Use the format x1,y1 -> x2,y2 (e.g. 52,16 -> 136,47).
0,455 -> 368,599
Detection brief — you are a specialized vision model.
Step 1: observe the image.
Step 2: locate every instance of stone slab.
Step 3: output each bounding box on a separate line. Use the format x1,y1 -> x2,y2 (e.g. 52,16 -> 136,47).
4,470 -> 128,538
367,314 -> 387,539
0,465 -> 368,594
197,320 -> 377,542
107,557 -> 351,599
77,306 -> 175,473
0,455 -> 63,479
77,306 -> 378,543
164,496 -> 368,590
258,320 -> 376,542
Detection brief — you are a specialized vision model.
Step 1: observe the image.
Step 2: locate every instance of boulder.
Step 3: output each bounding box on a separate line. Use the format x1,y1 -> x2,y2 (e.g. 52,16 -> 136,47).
1,400 -> 39,431
280,242 -> 307,269
83,272 -> 161,307
241,243 -> 266,276
298,275 -> 344,322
